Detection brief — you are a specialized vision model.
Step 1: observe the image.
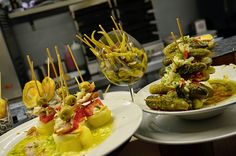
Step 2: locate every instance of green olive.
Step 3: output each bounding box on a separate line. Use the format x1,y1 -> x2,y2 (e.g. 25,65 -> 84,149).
64,95 -> 77,106
56,87 -> 68,98
37,97 -> 48,107
59,106 -> 74,122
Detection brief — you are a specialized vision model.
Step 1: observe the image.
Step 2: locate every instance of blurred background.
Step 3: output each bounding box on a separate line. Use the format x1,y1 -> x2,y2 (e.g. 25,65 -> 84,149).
0,0 -> 236,125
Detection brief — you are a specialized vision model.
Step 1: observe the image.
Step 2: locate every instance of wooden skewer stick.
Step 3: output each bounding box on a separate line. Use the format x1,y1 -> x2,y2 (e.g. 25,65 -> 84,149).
31,62 -> 42,97
111,16 -> 120,31
118,23 -> 124,32
113,28 -> 121,43
27,55 -> 35,80
66,44 -> 84,82
56,51 -> 68,94
74,77 -> 80,88
46,48 -> 59,79
171,32 -> 181,52
54,46 -> 60,56
0,72 -> 1,99
26,55 -> 41,97
57,54 -> 65,101
176,18 -> 184,41
47,57 -> 50,77
103,84 -> 111,98
111,16 -> 123,43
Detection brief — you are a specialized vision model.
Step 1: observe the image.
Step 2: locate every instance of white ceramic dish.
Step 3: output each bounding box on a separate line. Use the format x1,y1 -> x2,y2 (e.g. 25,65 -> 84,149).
134,105 -> 236,144
135,64 -> 236,120
0,97 -> 142,156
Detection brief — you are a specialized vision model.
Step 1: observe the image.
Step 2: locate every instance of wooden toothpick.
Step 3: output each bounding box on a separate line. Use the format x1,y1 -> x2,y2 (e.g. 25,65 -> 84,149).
171,32 -> 181,52
47,57 -> 50,77
103,84 -> 111,98
66,45 -> 84,82
176,18 -> 184,42
46,48 -> 59,79
26,55 -> 41,97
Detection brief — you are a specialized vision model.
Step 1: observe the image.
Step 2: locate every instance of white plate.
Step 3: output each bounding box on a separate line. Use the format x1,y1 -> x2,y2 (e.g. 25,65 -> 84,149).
135,64 -> 236,119
0,96 -> 142,156
134,105 -> 236,144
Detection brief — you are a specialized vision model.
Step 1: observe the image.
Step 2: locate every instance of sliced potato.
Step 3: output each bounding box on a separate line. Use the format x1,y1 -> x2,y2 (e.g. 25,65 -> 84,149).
42,77 -> 55,101
37,119 -> 55,135
79,126 -> 93,148
23,80 -> 44,109
53,133 -> 82,153
87,107 -> 112,128
0,98 -> 7,119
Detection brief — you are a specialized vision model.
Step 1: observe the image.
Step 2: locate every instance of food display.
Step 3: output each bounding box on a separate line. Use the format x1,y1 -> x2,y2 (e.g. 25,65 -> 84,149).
77,18 -> 147,86
8,52 -> 113,155
145,34 -> 215,111
145,33 -> 236,111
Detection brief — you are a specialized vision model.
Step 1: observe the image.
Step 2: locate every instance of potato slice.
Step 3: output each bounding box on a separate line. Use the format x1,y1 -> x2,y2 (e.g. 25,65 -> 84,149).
53,133 -> 82,153
42,77 -> 55,101
87,107 -> 112,128
0,98 -> 7,119
23,81 -> 44,109
79,126 -> 93,148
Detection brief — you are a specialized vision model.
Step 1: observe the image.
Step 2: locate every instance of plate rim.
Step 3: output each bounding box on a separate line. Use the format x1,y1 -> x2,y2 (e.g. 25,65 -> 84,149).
134,108 -> 236,145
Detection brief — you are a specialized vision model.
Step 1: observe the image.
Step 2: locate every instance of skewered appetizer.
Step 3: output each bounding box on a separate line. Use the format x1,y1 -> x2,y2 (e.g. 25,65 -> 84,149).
52,81 -> 112,153
23,76 -> 57,135
53,100 -> 93,153
9,51 -> 113,155
145,34 -> 216,110
76,81 -> 112,128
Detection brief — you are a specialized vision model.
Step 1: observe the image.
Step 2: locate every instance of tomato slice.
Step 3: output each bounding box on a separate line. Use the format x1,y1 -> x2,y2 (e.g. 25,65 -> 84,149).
84,99 -> 104,117
183,50 -> 189,59
72,108 -> 86,130
39,113 -> 54,123
63,108 -> 86,134
39,107 -> 56,124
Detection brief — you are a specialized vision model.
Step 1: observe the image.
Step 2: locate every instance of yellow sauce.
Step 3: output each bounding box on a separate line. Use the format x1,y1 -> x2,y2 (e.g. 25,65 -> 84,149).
204,79 -> 236,106
7,121 -> 113,156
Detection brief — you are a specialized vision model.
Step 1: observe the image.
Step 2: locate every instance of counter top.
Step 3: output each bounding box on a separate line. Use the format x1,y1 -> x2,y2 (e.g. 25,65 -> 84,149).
212,36 -> 236,57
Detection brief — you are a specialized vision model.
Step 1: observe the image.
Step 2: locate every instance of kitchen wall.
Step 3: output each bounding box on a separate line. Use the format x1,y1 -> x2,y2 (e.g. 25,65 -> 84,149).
12,12 -> 77,66
152,0 -> 199,39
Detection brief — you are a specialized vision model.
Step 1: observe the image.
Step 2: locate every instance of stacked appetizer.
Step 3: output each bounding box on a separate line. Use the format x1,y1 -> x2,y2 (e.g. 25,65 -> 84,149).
145,34 -> 216,110
53,81 -> 112,153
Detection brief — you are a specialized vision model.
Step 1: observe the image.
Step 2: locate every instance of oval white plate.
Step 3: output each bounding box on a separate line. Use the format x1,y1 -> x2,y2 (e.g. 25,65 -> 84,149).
135,64 -> 236,119
0,95 -> 142,156
135,105 -> 236,144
